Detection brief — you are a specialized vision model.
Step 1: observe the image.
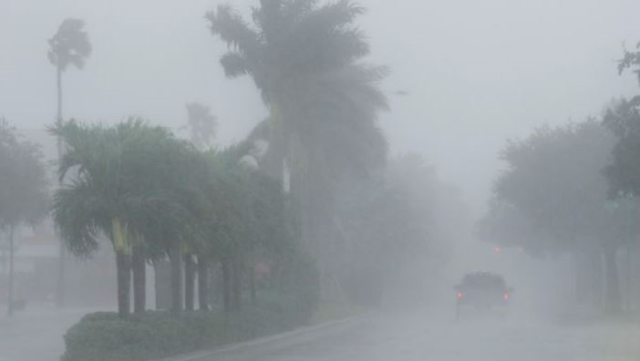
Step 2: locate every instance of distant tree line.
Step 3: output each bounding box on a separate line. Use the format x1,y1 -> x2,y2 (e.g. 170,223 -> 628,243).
481,41 -> 640,314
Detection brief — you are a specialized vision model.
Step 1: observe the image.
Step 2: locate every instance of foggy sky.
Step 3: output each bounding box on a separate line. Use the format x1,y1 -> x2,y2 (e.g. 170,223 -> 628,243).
2,0 -> 640,216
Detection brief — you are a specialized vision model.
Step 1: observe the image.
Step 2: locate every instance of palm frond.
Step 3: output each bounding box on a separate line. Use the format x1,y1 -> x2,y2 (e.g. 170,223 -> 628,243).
206,5 -> 261,55
297,0 -> 364,29
52,179 -> 107,257
48,18 -> 92,71
220,52 -> 251,78
282,0 -> 319,22
253,0 -> 284,42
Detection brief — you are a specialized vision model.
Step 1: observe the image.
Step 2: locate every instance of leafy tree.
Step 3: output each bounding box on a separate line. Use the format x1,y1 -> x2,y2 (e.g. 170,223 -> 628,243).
596,44 -> 640,313
487,120 -> 637,312
0,119 -> 49,316
603,48 -> 640,197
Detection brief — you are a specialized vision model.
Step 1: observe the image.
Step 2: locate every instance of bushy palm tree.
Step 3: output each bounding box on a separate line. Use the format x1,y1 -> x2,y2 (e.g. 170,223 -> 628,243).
50,119 -> 203,316
194,144 -> 295,311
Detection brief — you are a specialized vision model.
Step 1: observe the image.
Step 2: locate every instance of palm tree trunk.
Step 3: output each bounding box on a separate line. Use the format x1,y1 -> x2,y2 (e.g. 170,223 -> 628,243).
7,225 -> 15,317
55,64 -> 66,309
221,259 -> 231,312
56,65 -> 63,122
132,245 -> 146,313
116,250 -> 131,317
249,261 -> 257,306
604,247 -> 622,314
231,259 -> 242,311
197,255 -> 209,311
169,244 -> 183,314
184,254 -> 196,311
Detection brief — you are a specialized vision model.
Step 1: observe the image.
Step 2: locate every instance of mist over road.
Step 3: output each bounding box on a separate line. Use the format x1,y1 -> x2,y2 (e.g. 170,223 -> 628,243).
180,308 -> 639,361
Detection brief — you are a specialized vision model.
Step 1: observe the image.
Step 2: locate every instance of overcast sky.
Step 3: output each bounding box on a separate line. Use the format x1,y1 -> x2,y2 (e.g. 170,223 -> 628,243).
2,0 -> 640,216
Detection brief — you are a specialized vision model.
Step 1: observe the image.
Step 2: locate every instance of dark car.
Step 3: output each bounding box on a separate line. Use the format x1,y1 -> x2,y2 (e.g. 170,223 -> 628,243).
454,272 -> 513,320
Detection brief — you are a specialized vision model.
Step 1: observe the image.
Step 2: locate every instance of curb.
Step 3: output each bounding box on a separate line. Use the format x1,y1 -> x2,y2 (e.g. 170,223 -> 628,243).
157,313 -> 368,361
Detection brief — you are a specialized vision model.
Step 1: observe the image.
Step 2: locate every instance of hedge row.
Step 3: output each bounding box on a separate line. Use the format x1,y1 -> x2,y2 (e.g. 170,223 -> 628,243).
62,293 -> 314,361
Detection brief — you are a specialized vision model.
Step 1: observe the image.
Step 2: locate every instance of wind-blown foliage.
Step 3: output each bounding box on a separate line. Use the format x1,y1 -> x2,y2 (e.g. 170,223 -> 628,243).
206,0 -> 388,184
50,119 -> 207,316
48,19 -> 92,71
207,1 -> 388,301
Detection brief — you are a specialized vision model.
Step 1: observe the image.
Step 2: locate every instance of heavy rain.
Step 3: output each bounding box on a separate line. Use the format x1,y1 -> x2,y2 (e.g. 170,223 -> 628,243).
1,1 -> 640,360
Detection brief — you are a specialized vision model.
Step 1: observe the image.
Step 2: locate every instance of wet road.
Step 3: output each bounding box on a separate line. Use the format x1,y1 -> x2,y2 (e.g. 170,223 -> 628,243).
179,309 -> 640,361
0,306 -> 93,361
1,306 -> 638,361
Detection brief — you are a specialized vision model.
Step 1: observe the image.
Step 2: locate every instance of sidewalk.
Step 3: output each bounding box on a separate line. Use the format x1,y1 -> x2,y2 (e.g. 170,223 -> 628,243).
0,305 -> 99,361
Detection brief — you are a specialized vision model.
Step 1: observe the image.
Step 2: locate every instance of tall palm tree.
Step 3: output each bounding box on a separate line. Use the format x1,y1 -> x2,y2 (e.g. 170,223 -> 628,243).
48,18 -> 91,307
206,0 -> 388,298
206,1 -> 387,176
48,18 -> 92,125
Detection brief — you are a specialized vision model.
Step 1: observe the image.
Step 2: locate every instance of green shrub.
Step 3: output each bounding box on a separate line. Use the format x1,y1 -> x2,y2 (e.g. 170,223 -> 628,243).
62,292 -> 316,361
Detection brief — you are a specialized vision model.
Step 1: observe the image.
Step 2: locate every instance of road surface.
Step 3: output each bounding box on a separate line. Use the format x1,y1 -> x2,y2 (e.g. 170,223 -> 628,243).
0,306 -> 94,361
1,305 -> 638,361
172,309 -> 640,361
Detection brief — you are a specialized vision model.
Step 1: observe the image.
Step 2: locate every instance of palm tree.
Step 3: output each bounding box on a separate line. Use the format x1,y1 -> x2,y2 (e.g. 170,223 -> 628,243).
48,18 -> 92,125
48,18 -> 91,307
206,0 -> 388,299
206,1 -> 387,174
51,120 -> 129,316
50,119 -> 197,316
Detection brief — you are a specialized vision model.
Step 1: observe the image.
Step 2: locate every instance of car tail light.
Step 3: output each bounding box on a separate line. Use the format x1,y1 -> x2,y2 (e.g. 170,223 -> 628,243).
456,292 -> 463,300
503,292 -> 510,301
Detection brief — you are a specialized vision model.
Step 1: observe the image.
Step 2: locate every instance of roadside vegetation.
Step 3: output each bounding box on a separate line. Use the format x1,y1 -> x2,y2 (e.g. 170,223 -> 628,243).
0,1 -> 461,360
480,41 -> 640,317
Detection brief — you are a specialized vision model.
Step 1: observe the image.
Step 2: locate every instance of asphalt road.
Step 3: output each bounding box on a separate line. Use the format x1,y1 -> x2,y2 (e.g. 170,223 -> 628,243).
1,305 -> 638,361
172,309 -> 640,361
0,306 -> 93,361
